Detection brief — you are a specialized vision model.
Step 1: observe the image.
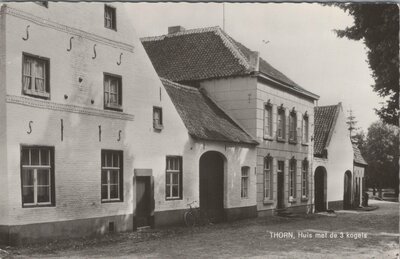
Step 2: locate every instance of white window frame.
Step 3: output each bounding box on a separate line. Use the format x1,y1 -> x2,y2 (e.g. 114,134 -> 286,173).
301,160 -> 308,198
241,166 -> 250,198
153,106 -> 163,130
289,111 -> 297,143
22,53 -> 50,99
302,114 -> 309,144
277,108 -> 286,140
166,156 -> 182,200
101,151 -> 122,202
104,5 -> 116,30
289,159 -> 296,199
263,104 -> 273,139
264,157 -> 273,199
104,73 -> 122,111
21,147 -> 53,207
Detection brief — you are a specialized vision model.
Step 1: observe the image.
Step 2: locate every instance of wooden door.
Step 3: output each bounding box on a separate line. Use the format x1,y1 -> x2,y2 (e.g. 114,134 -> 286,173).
136,176 -> 151,227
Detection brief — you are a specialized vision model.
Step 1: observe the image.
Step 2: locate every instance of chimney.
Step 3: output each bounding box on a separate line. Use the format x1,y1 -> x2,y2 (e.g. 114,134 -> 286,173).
168,26 -> 185,34
249,51 -> 259,72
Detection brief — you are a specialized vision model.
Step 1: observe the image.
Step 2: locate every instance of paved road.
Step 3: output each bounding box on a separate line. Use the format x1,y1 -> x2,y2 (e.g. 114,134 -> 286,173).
2,200 -> 399,258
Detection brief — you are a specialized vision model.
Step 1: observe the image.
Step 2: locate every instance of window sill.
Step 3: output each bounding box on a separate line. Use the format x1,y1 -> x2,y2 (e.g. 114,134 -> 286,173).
301,197 -> 309,202
288,140 -> 297,145
22,204 -> 55,208
263,136 -> 273,141
288,200 -> 297,204
23,90 -> 50,99
263,199 -> 274,205
153,124 -> 164,131
166,198 -> 182,201
104,103 -> 123,112
101,199 -> 123,203
301,142 -> 310,146
276,138 -> 286,143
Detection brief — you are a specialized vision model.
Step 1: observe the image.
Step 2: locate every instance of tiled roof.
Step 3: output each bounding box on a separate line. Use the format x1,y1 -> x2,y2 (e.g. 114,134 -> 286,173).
161,78 -> 258,145
314,104 -> 341,156
353,145 -> 368,165
141,26 -> 318,99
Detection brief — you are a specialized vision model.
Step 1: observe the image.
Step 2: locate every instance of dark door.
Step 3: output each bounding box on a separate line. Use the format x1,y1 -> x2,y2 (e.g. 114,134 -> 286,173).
277,170 -> 284,209
343,171 -> 352,209
200,152 -> 224,223
136,176 -> 151,227
315,168 -> 326,212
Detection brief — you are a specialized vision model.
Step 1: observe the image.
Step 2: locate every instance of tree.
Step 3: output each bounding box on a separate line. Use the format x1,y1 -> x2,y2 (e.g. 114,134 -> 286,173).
333,4 -> 399,126
346,109 -> 359,139
363,121 -> 399,195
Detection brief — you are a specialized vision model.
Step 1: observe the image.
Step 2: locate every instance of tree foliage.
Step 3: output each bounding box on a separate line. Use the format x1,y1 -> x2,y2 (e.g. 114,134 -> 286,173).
333,4 -> 399,126
363,121 -> 399,194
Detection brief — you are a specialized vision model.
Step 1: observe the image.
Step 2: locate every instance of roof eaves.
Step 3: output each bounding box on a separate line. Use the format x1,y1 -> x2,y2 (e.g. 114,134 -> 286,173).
256,72 -> 319,100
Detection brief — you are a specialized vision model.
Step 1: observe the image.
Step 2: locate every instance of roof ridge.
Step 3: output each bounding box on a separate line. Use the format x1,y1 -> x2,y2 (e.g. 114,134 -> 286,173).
141,26 -> 221,42
160,77 -> 199,92
215,28 -> 251,71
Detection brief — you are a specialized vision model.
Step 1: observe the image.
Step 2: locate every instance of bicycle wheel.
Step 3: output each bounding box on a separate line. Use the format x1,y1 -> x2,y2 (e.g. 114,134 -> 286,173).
184,211 -> 196,227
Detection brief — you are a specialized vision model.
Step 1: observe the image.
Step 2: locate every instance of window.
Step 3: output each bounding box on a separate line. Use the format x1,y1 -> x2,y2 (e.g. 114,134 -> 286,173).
263,104 -> 273,138
302,114 -> 309,143
277,108 -> 285,140
301,160 -> 309,198
104,5 -> 116,30
166,156 -> 182,200
241,166 -> 250,198
101,150 -> 123,202
264,156 -> 273,199
289,111 -> 297,143
104,74 -> 122,111
22,53 -> 50,99
21,146 -> 54,207
153,107 -> 163,130
289,159 -> 296,198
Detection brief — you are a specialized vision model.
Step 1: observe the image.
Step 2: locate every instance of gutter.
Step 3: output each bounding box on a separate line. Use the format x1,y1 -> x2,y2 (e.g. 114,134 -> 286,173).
254,72 -> 319,101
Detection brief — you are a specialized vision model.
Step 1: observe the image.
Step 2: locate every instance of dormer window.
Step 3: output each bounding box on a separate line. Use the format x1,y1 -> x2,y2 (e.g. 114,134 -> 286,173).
104,73 -> 122,111
104,5 -> 116,30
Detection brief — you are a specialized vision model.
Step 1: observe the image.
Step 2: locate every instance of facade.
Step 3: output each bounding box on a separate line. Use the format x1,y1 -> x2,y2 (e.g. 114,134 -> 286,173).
352,145 -> 367,207
142,26 -> 319,216
313,103 -> 354,211
0,3 -> 257,245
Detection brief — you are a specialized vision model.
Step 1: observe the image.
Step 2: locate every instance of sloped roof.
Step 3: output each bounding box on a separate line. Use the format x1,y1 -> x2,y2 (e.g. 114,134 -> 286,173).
314,104 -> 341,156
353,145 -> 368,165
161,78 -> 258,145
141,26 -> 318,99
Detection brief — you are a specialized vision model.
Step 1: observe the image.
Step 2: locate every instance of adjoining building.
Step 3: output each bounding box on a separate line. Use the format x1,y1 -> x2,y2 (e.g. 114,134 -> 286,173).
0,3 -> 257,245
352,144 -> 367,207
142,25 -> 319,216
313,103 -> 354,211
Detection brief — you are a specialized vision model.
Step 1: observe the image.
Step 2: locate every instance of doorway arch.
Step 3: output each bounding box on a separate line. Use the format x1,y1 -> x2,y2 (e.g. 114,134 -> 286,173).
199,151 -> 225,223
314,166 -> 327,212
343,170 -> 352,209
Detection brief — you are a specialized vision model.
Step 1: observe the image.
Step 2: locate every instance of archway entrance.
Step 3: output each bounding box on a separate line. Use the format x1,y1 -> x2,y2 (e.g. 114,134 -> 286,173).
344,171 -> 352,209
314,166 -> 327,212
199,151 -> 225,223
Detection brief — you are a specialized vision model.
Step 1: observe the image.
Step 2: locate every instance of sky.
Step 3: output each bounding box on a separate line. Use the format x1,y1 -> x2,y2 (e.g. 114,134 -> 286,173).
124,3 -> 384,132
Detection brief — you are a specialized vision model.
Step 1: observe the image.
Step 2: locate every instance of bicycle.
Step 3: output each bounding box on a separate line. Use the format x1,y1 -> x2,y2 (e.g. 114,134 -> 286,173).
183,201 -> 210,227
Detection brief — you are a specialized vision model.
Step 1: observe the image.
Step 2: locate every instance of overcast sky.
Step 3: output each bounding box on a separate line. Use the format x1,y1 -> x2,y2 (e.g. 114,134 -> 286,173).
124,3 -> 384,132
